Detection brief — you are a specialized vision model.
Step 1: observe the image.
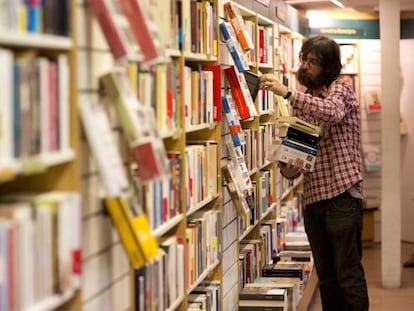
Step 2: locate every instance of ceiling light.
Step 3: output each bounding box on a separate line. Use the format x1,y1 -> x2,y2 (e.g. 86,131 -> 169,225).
285,0 -> 345,9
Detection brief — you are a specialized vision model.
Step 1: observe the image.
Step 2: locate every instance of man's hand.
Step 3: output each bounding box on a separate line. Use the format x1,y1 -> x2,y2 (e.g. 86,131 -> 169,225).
278,158 -> 304,179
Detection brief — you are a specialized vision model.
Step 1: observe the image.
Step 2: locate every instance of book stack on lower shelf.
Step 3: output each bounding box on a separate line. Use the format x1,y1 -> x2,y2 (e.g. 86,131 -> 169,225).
238,225 -> 315,311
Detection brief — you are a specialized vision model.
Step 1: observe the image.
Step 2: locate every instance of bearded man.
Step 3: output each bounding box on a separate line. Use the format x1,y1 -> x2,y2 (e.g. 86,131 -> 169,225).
260,35 -> 369,311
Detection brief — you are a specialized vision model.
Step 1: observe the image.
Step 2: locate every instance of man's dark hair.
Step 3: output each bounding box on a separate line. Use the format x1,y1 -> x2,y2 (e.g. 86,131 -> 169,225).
300,35 -> 342,86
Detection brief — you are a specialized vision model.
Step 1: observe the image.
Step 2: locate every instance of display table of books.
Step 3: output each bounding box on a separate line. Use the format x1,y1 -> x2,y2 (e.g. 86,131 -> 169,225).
239,229 -> 318,311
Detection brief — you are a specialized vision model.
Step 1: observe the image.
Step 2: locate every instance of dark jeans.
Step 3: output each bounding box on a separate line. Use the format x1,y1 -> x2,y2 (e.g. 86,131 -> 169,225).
304,191 -> 369,311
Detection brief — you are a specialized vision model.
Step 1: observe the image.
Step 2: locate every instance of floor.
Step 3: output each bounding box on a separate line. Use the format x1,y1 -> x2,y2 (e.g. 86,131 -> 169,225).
307,242 -> 414,311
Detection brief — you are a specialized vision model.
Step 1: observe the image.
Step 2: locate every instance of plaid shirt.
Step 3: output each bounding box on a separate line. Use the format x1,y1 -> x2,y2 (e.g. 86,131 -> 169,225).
292,78 -> 363,205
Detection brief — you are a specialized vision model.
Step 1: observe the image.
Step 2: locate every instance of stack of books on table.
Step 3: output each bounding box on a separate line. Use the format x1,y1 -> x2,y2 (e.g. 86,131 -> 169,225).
284,231 -> 311,252
269,116 -> 322,172
238,286 -> 288,311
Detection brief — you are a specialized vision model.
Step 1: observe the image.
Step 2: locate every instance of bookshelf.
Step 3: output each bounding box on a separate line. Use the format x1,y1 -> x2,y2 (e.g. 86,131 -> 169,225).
0,0 -> 82,310
0,0 -> 316,310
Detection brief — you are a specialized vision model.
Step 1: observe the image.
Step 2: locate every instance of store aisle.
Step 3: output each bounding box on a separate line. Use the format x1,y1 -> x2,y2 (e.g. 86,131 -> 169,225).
307,242 -> 414,311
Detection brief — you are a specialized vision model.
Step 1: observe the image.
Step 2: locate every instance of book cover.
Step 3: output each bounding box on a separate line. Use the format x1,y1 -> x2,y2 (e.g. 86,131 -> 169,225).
105,196 -> 160,268
219,21 -> 249,72
362,144 -> 381,172
78,101 -> 129,197
270,139 -> 317,172
223,2 -> 254,52
363,88 -> 381,113
243,70 -> 261,102
224,66 -> 257,120
221,95 -> 245,147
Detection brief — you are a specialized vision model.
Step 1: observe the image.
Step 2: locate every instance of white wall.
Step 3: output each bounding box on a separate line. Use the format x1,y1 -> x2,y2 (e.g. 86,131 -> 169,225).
359,39 -> 382,242
400,39 -> 414,243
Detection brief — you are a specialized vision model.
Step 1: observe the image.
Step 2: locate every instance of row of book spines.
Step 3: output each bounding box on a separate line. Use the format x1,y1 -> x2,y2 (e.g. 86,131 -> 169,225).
0,0 -> 71,36
0,49 -> 70,162
240,222 -> 297,286
139,63 -> 222,135
185,142 -> 218,211
0,191 -> 81,310
185,0 -> 218,56
134,235 -> 185,311
135,152 -> 183,231
185,209 -> 221,289
242,123 -> 277,170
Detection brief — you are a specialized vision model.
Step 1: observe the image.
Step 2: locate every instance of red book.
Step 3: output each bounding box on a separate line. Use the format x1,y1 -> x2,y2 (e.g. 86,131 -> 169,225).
118,0 -> 166,64
224,66 -> 252,120
132,141 -> 161,181
259,27 -> 265,64
88,0 -> 134,61
201,64 -> 222,122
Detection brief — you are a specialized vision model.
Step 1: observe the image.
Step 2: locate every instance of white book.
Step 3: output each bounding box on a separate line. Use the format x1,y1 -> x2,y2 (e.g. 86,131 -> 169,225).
79,102 -> 129,197
58,54 -> 70,152
160,236 -> 178,305
0,49 -> 14,167
0,202 -> 35,310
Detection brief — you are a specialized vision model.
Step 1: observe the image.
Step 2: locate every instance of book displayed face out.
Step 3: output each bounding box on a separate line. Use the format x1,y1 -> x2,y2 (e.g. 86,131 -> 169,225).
243,71 -> 260,102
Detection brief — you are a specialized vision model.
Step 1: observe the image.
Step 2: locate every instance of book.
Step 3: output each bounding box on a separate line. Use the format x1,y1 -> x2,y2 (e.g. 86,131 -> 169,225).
224,66 -> 257,120
267,139 -> 317,172
0,201 -> 35,310
240,287 -> 287,301
221,95 -> 245,147
278,116 -> 322,136
243,70 -> 261,102
219,21 -> 249,72
363,88 -> 381,113
78,101 -> 129,197
104,196 -> 159,269
118,0 -> 170,65
280,125 -> 320,148
247,280 -> 301,311
362,143 -> 381,172
88,0 -> 140,62
100,70 -> 170,182
262,263 -> 305,280
201,64 -> 222,122
223,2 -> 254,51
0,48 -> 15,177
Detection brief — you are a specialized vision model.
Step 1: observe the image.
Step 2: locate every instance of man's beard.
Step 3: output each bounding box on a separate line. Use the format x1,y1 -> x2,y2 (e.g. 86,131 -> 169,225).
297,68 -> 326,90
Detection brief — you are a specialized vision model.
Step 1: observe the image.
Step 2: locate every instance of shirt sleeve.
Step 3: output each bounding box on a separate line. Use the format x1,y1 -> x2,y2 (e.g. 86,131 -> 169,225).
292,79 -> 357,125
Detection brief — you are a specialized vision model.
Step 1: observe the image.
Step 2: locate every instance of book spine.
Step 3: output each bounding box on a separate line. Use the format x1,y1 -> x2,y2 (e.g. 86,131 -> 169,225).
281,139 -> 317,156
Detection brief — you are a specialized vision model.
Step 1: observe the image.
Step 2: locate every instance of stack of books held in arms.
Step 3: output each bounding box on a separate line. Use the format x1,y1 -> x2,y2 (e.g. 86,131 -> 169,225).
267,116 -> 322,172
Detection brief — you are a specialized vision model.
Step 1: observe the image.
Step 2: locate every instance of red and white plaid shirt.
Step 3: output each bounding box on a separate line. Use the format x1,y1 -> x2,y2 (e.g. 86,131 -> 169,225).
292,78 -> 363,205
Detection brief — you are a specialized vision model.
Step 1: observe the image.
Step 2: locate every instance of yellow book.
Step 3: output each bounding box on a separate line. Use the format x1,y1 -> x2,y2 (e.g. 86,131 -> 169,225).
104,196 -> 160,268
276,95 -> 290,117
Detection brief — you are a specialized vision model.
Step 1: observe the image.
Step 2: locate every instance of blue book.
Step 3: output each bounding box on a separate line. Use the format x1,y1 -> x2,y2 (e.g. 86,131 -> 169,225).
219,22 -> 249,72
